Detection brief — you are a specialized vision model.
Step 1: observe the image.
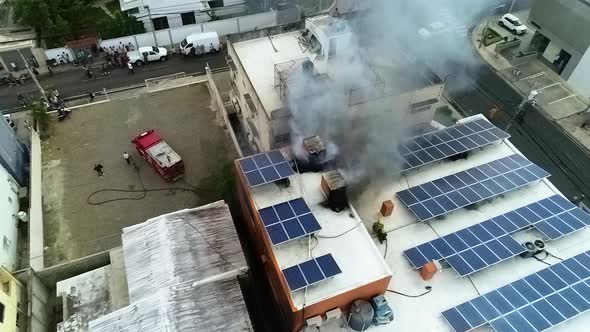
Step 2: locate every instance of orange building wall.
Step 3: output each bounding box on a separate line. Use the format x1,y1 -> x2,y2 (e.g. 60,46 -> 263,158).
234,161 -> 391,331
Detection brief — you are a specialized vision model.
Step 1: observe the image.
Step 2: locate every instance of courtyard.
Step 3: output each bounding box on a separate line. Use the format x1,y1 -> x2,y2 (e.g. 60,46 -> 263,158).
41,84 -> 236,266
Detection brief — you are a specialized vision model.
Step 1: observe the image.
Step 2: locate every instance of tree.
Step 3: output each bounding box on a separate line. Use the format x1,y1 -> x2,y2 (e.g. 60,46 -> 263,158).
28,102 -> 49,137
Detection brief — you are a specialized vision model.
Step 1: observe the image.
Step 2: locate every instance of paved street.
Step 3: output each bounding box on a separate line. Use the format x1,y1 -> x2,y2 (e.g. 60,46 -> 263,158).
0,50 -> 228,110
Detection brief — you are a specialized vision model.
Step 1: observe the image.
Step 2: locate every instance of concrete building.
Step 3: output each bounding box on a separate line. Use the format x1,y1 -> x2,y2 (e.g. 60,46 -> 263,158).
0,266 -> 25,332
118,0 -> 245,31
227,14 -> 442,153
234,113 -> 590,331
0,118 -> 26,272
527,0 -> 590,98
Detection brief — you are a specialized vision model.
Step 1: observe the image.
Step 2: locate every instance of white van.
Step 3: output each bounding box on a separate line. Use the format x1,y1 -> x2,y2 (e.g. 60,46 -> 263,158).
180,32 -> 221,56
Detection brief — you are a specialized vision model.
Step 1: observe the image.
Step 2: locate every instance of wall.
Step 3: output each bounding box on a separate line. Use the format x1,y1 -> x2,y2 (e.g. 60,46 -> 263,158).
0,114 -> 28,187
44,10 -> 279,58
568,48 -> 590,99
0,267 -> 25,332
0,164 -> 19,272
20,269 -> 51,332
44,48 -> 75,62
29,129 -> 43,271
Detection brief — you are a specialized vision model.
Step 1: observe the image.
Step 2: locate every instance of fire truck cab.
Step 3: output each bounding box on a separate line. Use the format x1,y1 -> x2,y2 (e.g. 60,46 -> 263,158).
132,129 -> 184,181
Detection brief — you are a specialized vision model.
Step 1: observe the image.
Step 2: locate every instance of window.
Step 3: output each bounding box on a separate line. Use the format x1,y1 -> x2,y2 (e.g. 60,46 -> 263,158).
0,302 -> 4,323
208,0 -> 223,8
15,312 -> 19,327
127,7 -> 139,14
181,12 -> 196,26
274,133 -> 290,147
152,17 -> 169,31
2,282 -> 9,295
152,46 -> 159,53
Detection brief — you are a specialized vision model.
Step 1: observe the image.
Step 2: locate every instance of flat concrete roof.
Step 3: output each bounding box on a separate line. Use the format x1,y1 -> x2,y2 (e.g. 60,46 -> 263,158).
233,31 -> 307,117
248,171 -> 392,310
314,114 -> 590,331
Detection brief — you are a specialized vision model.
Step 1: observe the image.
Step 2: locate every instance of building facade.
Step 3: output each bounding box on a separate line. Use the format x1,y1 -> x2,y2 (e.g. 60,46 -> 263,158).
0,267 -> 25,332
527,0 -> 590,98
119,0 -> 245,32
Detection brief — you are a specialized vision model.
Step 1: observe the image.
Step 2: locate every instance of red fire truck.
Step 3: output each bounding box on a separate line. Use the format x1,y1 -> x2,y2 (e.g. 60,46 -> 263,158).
132,130 -> 185,181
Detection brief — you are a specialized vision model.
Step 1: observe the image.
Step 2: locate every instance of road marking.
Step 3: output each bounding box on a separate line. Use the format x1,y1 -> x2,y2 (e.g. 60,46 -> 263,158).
548,94 -> 576,105
537,82 -> 561,91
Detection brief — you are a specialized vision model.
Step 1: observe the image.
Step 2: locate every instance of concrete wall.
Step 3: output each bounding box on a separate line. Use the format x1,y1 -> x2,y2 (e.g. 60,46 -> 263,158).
23,269 -> 51,332
568,48 -> 590,99
29,129 -> 43,271
37,250 -> 110,287
0,164 -> 19,272
529,0 -> 590,54
44,48 -> 75,62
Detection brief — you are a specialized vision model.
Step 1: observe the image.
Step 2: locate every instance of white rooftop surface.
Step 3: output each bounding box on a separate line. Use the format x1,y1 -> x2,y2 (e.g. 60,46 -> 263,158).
249,171 -> 392,310
313,114 -> 590,332
233,31 -> 308,117
146,141 -> 181,168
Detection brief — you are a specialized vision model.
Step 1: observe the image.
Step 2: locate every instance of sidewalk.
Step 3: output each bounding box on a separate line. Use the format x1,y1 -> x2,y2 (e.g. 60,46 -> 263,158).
471,11 -> 590,151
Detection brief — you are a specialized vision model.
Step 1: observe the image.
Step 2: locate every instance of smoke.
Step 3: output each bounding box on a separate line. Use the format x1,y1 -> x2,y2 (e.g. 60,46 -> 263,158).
288,0 -> 500,193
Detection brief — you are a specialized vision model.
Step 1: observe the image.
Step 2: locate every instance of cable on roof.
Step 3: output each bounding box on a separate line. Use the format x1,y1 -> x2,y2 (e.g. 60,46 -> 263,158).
387,286 -> 432,298
316,220 -> 362,239
533,254 -> 552,266
383,238 -> 388,259
467,276 -> 480,296
545,251 -> 564,261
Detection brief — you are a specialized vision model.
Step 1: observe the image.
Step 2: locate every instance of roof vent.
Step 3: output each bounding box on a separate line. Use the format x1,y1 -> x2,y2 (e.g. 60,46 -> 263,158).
321,170 -> 347,212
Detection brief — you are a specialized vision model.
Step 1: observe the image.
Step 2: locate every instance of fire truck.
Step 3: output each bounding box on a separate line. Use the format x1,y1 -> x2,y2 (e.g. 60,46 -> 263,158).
132,130 -> 185,181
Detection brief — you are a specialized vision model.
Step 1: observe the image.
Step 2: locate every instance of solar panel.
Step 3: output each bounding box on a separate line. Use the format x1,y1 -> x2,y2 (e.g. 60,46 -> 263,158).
400,119 -> 510,171
403,195 -> 590,276
238,150 -> 294,187
282,254 -> 342,292
258,198 -> 321,245
397,154 -> 550,221
442,251 -> 590,332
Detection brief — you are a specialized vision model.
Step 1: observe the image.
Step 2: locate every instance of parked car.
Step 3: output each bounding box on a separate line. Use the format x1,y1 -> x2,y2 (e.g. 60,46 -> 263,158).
127,46 -> 168,66
498,14 -> 528,35
180,32 -> 221,56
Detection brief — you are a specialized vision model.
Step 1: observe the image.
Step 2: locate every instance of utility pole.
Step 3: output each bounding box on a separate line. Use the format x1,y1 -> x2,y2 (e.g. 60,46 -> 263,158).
145,6 -> 158,47
508,0 -> 517,13
17,48 -> 47,103
505,89 -> 540,132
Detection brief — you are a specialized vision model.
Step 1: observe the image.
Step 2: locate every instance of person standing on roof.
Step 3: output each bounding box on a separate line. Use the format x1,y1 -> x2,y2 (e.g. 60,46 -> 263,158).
123,152 -> 131,165
93,163 -> 104,177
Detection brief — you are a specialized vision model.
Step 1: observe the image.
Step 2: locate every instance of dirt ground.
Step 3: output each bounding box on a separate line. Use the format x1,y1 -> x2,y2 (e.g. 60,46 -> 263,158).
41,83 -> 237,266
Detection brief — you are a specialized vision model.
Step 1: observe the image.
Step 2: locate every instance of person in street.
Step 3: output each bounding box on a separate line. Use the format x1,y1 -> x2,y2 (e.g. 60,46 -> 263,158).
88,92 -> 95,102
93,163 -> 104,177
123,152 -> 131,164
10,62 -> 17,71
127,62 -> 134,74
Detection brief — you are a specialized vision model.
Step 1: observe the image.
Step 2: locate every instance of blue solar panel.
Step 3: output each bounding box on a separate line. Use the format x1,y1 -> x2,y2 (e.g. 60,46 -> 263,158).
281,254 -> 342,292
403,195 -> 590,275
401,119 -> 510,171
397,154 -> 550,221
238,150 -> 294,186
442,251 -> 590,332
259,198 -> 322,246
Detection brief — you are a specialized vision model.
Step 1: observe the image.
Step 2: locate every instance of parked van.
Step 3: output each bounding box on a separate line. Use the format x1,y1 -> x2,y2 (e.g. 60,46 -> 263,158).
180,32 -> 221,56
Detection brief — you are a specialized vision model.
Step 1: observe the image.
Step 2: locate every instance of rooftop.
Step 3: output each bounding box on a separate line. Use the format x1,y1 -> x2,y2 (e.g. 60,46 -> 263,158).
246,166 -> 392,310
314,114 -> 590,331
233,31 -> 308,116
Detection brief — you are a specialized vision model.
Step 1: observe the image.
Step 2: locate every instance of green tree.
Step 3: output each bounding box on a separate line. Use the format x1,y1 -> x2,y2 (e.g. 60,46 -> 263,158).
28,102 -> 49,136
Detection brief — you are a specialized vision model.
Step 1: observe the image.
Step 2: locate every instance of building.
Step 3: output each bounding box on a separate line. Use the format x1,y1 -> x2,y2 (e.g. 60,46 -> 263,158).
226,14 -> 443,153
0,119 -> 26,272
235,112 -> 590,331
118,0 -> 245,31
0,266 -> 25,332
527,0 -> 590,99
88,201 -> 252,332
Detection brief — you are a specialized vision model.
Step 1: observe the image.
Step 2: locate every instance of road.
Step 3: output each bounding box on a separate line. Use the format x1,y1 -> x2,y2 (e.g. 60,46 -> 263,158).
0,50 -> 228,110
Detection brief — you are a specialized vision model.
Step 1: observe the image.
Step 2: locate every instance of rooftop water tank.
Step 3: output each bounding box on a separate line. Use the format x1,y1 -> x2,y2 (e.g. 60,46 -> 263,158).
347,299 -> 374,331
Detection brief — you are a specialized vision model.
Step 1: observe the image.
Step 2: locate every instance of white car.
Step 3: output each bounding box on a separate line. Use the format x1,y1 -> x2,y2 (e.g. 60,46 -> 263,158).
127,46 -> 168,66
498,14 -> 528,35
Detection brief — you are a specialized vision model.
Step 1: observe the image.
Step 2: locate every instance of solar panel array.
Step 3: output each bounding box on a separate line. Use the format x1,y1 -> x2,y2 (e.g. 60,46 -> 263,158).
282,254 -> 342,292
403,195 -> 590,276
397,154 -> 550,221
442,251 -> 590,332
238,150 -> 295,187
258,198 -> 321,246
400,119 -> 510,171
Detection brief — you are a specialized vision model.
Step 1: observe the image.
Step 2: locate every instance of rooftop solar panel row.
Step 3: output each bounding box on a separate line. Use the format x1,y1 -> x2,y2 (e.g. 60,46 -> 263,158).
442,251 -> 590,332
282,254 -> 343,292
397,154 -> 550,221
400,119 -> 510,171
403,195 -> 590,276
259,198 -> 322,246
238,150 -> 295,187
